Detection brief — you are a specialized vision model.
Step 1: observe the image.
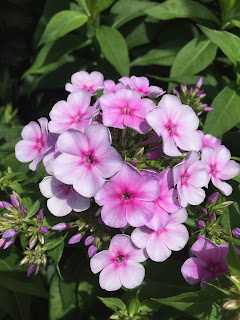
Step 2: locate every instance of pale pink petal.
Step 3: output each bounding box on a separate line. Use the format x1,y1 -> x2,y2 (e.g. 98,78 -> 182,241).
29,152 -> 42,171
146,107 -> 163,137
95,181 -> 122,206
201,147 -> 215,166
94,147 -> 123,178
218,160 -> 240,180
158,94 -> 183,123
90,250 -> 114,274
174,131 -> 202,152
71,71 -> 89,87
177,104 -> 199,132
201,272 -> 218,288
67,192 -> 90,212
54,153 -> 84,184
126,199 -> 155,227
65,83 -> 75,92
99,264 -> 121,291
103,80 -> 117,93
131,98 -> 156,118
181,257 -> 208,285
47,196 -> 72,216
168,208 -> 188,224
15,140 -> 37,162
147,86 -> 164,98
157,188 -> 180,213
67,90 -> 91,114
109,234 -> 148,262
119,261 -> 145,289
85,124 -> 111,156
161,131 -> 182,156
146,206 -> 169,231
119,77 -> 131,88
131,227 -> 152,249
73,166 -> 105,197
146,232 -> 172,262
158,168 -> 174,191
21,121 -> 41,141
191,237 -> 219,264
162,224 -> 189,251
182,183 -> 205,205
111,163 -> 140,189
188,161 -> 208,188
57,129 -> 88,156
211,176 -> 232,196
134,174 -> 159,201
130,76 -> 149,90
39,176 -> 54,198
101,200 -> 128,228
177,183 -> 188,207
89,71 -> 104,88
214,145 -> 231,168
124,114 -> 150,134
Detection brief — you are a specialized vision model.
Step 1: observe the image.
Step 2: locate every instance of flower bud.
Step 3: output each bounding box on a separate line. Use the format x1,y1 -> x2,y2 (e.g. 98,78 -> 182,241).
2,229 -> 16,240
201,208 -> 207,216
34,265 -> 40,276
208,192 -> 219,203
20,205 -> 26,214
19,256 -> 30,266
52,222 -> 70,231
38,234 -> 45,245
209,213 -> 216,222
88,245 -> 97,258
223,300 -> 239,310
84,236 -> 94,246
172,88 -> 180,97
29,235 -> 37,249
68,233 -> 82,244
147,151 -> 162,160
196,77 -> 203,89
232,228 -> 240,239
10,195 -> 19,208
3,239 -> 14,249
0,238 -> 5,248
131,158 -> 138,166
37,209 -> 44,220
0,201 -> 12,210
42,255 -> 47,268
27,264 -> 35,277
40,226 -> 48,234
197,220 -> 206,230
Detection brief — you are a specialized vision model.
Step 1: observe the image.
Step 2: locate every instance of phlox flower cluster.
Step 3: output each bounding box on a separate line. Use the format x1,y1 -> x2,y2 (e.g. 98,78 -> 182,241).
14,71 -> 240,290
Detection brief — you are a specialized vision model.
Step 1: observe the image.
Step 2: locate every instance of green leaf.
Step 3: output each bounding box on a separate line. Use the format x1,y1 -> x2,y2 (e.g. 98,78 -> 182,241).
49,274 -> 77,320
24,34 -> 91,77
38,10 -> 88,46
96,26 -> 130,76
98,297 -> 127,312
204,85 -> 240,138
128,298 -> 140,317
231,18 -> 240,27
131,47 -> 177,67
227,242 -> 240,278
48,240 -> 64,265
90,0 -> 114,19
26,200 -> 40,218
153,285 -> 228,320
145,0 -> 219,23
111,0 -> 157,29
199,25 -> 240,66
44,232 -> 67,251
170,36 -> 217,77
75,0 -> 91,16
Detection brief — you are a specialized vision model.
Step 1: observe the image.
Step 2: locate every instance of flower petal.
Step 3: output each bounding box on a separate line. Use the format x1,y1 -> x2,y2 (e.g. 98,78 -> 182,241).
181,257 -> 208,285
162,224 -> 189,251
146,232 -> 172,262
90,250 -> 114,274
119,261 -> 145,289
191,237 -> 219,264
99,264 -> 122,291
131,226 -> 152,249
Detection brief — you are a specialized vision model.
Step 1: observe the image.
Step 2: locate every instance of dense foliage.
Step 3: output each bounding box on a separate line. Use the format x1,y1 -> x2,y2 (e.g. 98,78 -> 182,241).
1,0 -> 240,319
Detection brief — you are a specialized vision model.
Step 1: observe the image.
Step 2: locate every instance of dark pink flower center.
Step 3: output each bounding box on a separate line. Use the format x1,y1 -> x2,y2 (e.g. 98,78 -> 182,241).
210,263 -> 218,271
86,155 -> 94,164
115,254 -> 125,263
75,115 -> 81,123
166,121 -> 177,135
210,166 -> 216,175
181,173 -> 189,184
123,108 -> 131,114
122,192 -> 131,200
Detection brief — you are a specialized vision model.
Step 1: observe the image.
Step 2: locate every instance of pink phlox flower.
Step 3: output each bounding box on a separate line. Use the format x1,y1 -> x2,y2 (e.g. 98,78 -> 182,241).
181,237 -> 229,288
119,76 -> 165,98
15,117 -> 49,171
94,163 -> 159,228
173,152 -> 208,207
99,88 -> 156,134
197,130 -> 221,152
54,124 -> 123,198
49,91 -> 99,134
201,145 -> 240,196
103,80 -> 125,93
65,71 -> 104,95
43,133 -> 61,175
131,208 -> 189,262
39,176 -> 90,216
90,234 -> 148,291
146,94 -> 202,156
